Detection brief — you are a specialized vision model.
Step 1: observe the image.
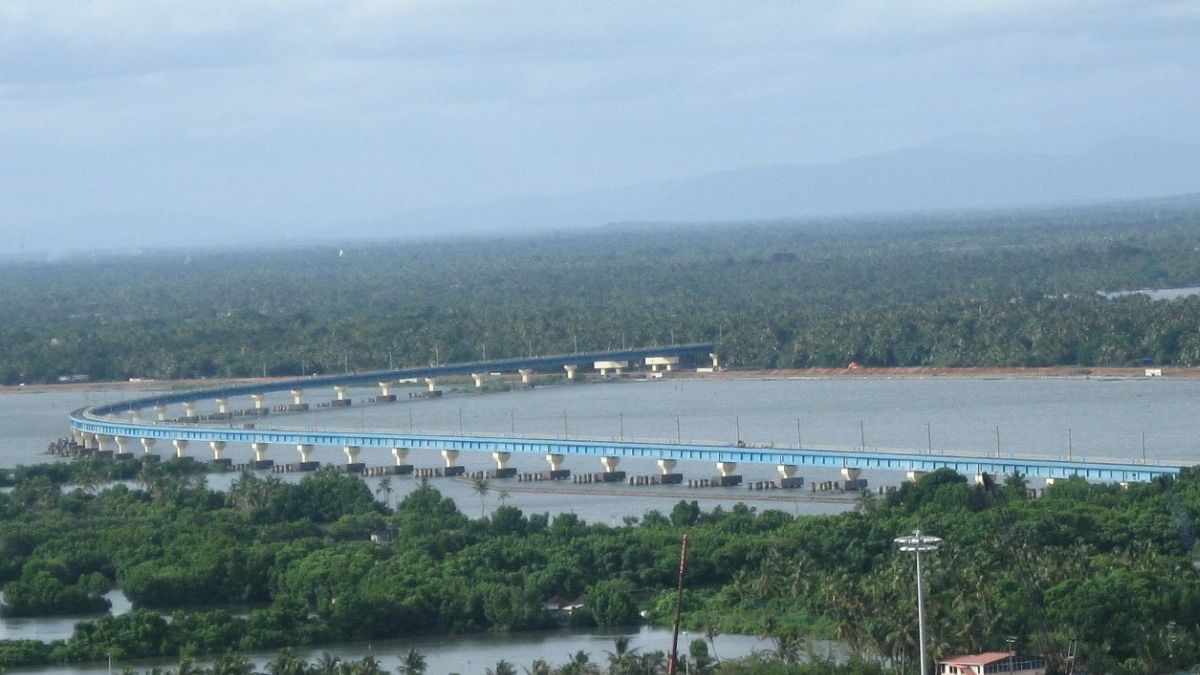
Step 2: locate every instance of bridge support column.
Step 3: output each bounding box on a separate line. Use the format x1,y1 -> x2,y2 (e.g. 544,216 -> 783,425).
155,405 -> 167,421
472,373 -> 486,390
440,449 -> 464,476
140,438 -> 157,457
656,458 -> 683,484
599,456 -> 624,482
114,436 -> 132,459
519,369 -> 533,385
182,402 -> 197,419
332,386 -> 350,407
387,448 -> 413,475
172,439 -> 189,459
490,451 -> 516,478
646,356 -> 679,372
251,443 -> 273,469
906,470 -> 927,483
564,364 -> 577,381
709,352 -> 720,369
130,409 -> 142,423
378,382 -> 392,398
546,454 -> 565,471
216,398 -> 230,414
343,446 -> 364,473
840,467 -> 865,490
291,390 -> 304,406
425,378 -> 438,392
95,434 -> 112,455
713,461 -> 742,486
209,441 -> 231,467
294,444 -> 318,471
777,464 -> 804,488
716,461 -> 737,477
252,394 -> 265,410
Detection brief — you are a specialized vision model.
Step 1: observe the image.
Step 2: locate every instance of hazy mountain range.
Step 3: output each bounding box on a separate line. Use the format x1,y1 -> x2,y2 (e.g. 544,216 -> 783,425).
375,137 -> 1200,237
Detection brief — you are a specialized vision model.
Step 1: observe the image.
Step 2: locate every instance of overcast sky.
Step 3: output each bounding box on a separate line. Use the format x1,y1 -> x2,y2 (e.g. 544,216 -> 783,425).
2,1 -> 1198,251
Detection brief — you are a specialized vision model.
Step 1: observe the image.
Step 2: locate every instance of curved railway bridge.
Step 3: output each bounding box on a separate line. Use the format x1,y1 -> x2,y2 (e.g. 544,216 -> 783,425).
68,344 -> 1180,485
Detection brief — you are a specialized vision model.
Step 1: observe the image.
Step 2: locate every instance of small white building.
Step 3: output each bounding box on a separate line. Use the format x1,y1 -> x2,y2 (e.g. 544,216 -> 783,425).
939,652 -> 1047,675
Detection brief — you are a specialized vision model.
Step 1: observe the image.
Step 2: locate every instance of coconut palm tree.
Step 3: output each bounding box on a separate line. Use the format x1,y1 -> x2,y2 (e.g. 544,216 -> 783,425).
486,660 -> 517,675
472,475 -> 491,517
396,649 -> 427,675
376,476 -> 394,509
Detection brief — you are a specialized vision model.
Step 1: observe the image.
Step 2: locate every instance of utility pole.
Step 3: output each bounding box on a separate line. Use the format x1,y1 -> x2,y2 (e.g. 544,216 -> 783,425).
895,531 -> 942,675
667,534 -> 691,675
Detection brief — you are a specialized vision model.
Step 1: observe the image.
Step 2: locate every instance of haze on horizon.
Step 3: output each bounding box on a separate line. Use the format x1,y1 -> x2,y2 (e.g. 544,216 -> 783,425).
2,0 -> 1199,254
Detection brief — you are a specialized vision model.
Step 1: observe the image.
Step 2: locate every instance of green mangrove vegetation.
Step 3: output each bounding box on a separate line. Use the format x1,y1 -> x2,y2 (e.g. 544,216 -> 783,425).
1,458 -> 1198,673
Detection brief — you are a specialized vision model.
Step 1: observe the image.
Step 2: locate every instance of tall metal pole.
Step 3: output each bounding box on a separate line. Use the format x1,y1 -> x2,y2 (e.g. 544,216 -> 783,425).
668,534 -> 690,675
926,422 -> 932,455
860,420 -> 866,452
896,530 -> 941,675
796,418 -> 802,449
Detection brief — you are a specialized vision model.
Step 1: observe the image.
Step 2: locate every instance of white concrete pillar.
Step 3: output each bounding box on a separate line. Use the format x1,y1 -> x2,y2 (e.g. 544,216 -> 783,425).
717,461 -> 738,477
297,444 -> 314,463
182,402 -> 197,418
600,456 -> 620,473
334,386 -> 348,401
343,445 -> 361,464
564,364 -> 578,380
777,464 -> 798,479
441,449 -> 460,468
291,389 -> 304,406
906,470 -> 927,483
472,373 -> 486,389
172,439 -> 189,458
710,352 -> 720,369
210,441 -> 227,460
1045,478 -> 1057,486
391,448 -> 409,465
115,436 -> 130,454
83,433 -> 98,449
493,451 -> 511,469
841,467 -> 862,482
95,435 -> 112,453
72,429 -> 84,445
216,398 -> 229,414
131,409 -> 142,423
379,382 -> 393,397
425,377 -> 438,392
140,438 -> 157,455
519,369 -> 533,384
251,442 -> 269,462
546,454 -> 565,471
252,394 -> 265,410
657,459 -> 677,474
155,405 -> 167,421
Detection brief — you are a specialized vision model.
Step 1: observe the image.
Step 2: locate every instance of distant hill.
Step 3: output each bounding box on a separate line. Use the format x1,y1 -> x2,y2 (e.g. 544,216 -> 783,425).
375,137 -> 1200,236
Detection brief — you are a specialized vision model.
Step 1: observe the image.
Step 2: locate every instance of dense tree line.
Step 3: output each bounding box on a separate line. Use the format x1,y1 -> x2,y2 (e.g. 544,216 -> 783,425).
2,199 -> 1200,383
1,458 -> 1198,673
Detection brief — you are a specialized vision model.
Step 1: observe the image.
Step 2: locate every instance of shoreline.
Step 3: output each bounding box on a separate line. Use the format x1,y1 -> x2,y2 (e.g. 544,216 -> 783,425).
2,364 -> 1191,395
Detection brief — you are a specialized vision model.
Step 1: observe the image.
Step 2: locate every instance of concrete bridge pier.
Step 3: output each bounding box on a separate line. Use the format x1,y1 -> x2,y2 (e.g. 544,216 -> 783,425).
172,439 -> 189,460
252,394 -> 265,410
713,461 -> 742,486
906,470 -> 927,483
155,405 -> 167,422
656,458 -> 683,484
709,352 -> 720,369
564,364 -> 577,381
387,448 -> 413,475
599,456 -> 625,482
490,451 -> 516,478
343,446 -> 364,473
216,398 -> 230,415
140,438 -> 158,458
441,449 -> 465,477
646,356 -> 679,372
519,369 -> 534,385
332,386 -> 351,407
94,434 -> 113,458
377,382 -> 396,402
295,444 -> 319,471
114,436 -> 133,460
594,361 -> 627,377
251,442 -> 273,470
130,409 -> 142,423
181,402 -> 197,421
209,441 -> 232,468
841,467 -> 866,490
545,453 -> 570,479
425,378 -> 438,392
777,464 -> 804,488
472,373 -> 486,390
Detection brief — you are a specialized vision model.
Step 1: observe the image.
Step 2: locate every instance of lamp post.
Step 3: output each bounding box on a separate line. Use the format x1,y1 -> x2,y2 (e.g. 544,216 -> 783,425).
895,530 -> 942,675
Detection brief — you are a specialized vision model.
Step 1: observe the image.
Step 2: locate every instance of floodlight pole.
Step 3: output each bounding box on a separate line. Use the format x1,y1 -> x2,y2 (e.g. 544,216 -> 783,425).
896,529 -> 942,675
